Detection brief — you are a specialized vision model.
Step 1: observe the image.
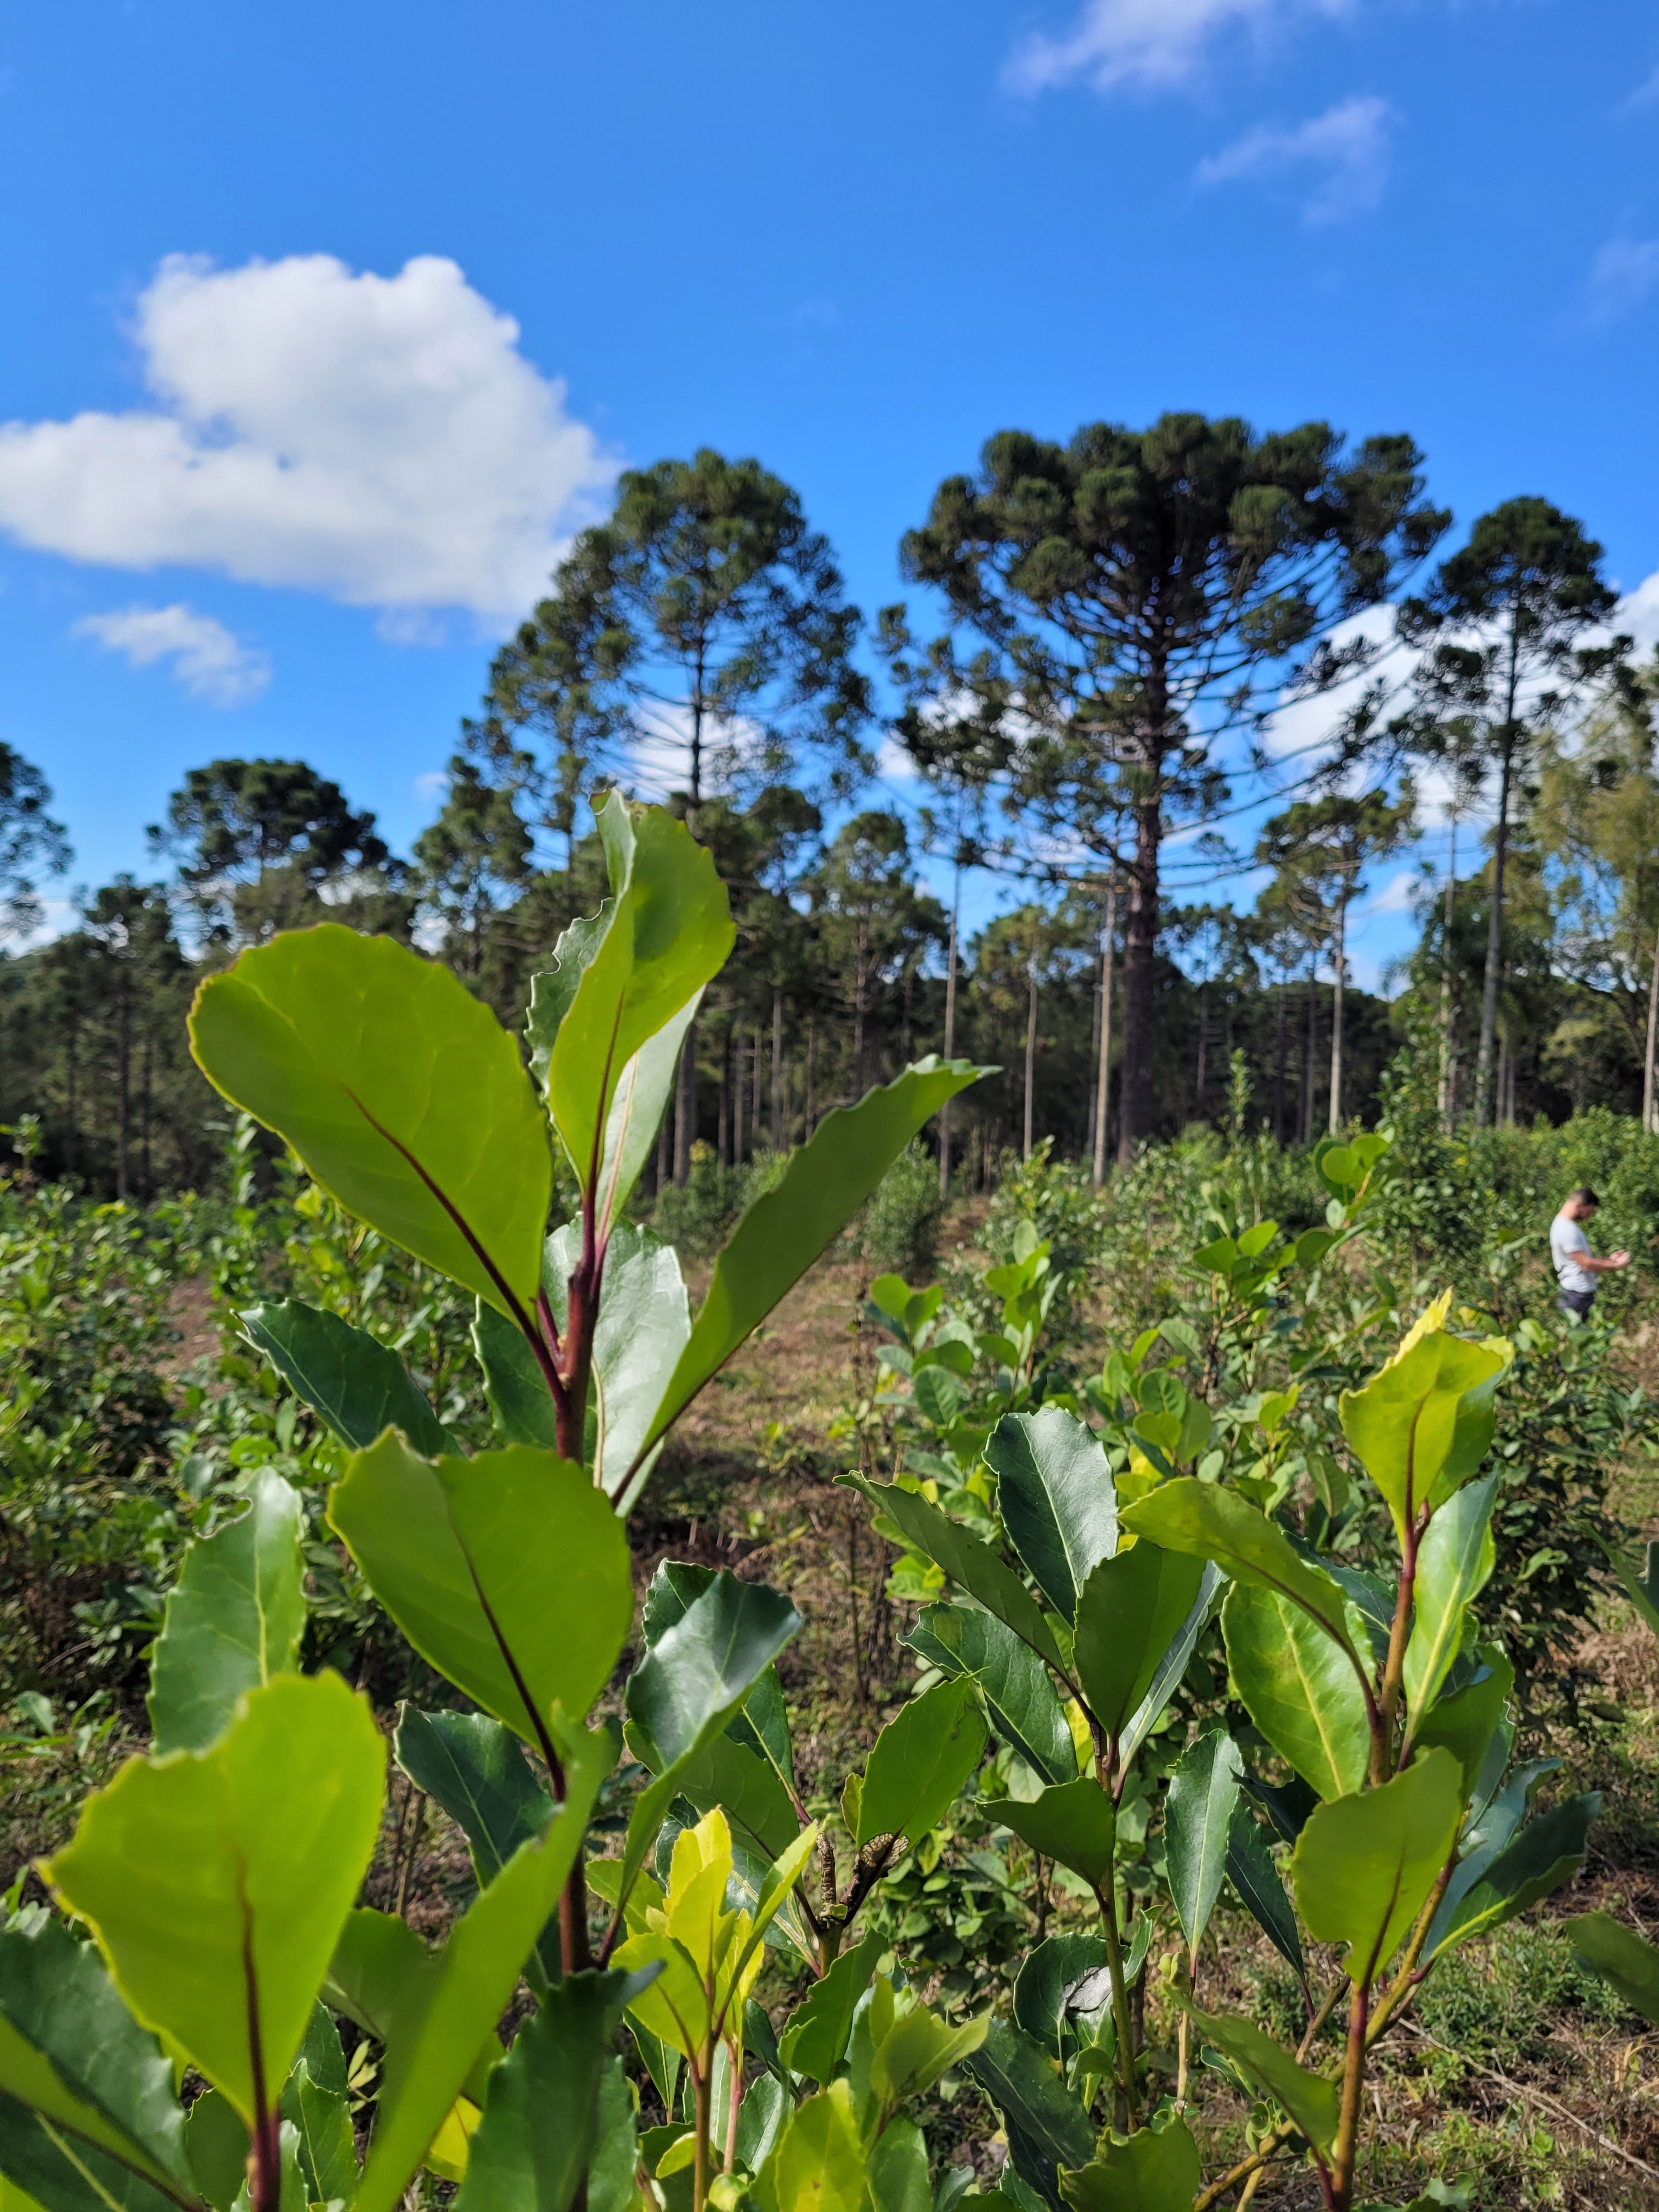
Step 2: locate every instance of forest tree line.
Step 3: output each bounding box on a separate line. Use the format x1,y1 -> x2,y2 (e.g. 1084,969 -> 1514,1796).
3,419 -> 1657,1201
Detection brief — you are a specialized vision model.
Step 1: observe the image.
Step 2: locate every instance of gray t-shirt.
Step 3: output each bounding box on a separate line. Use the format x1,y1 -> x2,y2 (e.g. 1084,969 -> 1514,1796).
1550,1214 -> 1595,1295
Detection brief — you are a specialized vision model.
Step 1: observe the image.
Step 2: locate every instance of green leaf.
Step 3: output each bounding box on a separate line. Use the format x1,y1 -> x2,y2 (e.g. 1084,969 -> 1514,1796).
1073,1545 -> 1206,1744
778,1934 -> 885,2085
545,1222 -> 691,1503
190,925 -> 551,1315
0,1916 -> 191,2203
1565,1912 -> 1659,2026
1426,1791 -> 1601,1960
351,1726 -> 613,2212
661,1735 -> 799,1866
1058,2113 -> 1201,2211
279,2007 -> 355,2208
1121,1480 -> 1358,1655
146,1471 -> 306,1758
631,1057 -> 987,1479
183,2091 -> 245,2211
904,1604 -> 1076,1786
1013,1937 -> 1109,2063
1176,2003 -> 1336,2153
988,1778 -> 1115,1889
545,798 -> 733,1214
841,1476 -> 1067,1675
856,1678 -> 987,1847
324,1911 -> 494,2109
962,2022 -> 1094,2212
1290,1750 -> 1464,1982
765,2083 -> 866,2212
868,2006 -> 988,2108
621,1571 -> 802,1901
0,2097 -> 187,2212
328,1436 -> 634,1748
1410,1652 -> 1512,1798
241,1299 -> 453,1457
1226,1804 -> 1304,1981
453,1970 -> 651,2212
1403,1474 -> 1497,1720
1118,1565 -> 1223,1764
984,1409 -> 1119,1620
1339,1318 -> 1507,1541
1599,1537 -> 1659,1639
865,2117 -> 931,2212
1165,1728 -> 1243,1955
1222,1584 -> 1372,1802
472,1304 -> 557,1449
46,1673 -> 385,2126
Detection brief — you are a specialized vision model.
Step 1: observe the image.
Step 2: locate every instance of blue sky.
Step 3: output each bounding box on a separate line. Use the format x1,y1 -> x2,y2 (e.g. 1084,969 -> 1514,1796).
2,0 -> 1656,987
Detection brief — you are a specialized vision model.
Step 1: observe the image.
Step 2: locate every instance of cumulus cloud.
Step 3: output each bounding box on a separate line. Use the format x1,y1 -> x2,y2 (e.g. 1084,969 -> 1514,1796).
0,254 -> 614,623
1005,0 -> 1351,96
74,602 -> 271,706
1196,95 -> 1394,223
1585,234 -> 1659,323
1620,569 -> 1659,654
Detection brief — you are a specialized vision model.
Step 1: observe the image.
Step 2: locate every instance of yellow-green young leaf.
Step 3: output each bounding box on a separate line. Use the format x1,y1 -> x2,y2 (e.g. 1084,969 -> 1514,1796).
868,2006 -> 988,2110
546,798 -> 733,1200
46,1674 -> 385,2127
1172,2002 -> 1338,2154
1290,1749 -> 1463,1982
189,926 -> 550,1316
146,1469 -> 306,1757
1059,2113 -> 1201,2210
856,1678 -> 987,1847
1222,1584 -> 1372,1801
1338,1299 -> 1508,1539
988,1777 -> 1115,1888
1565,1912 -> 1659,2026
766,2081 -> 866,2212
1121,1480 -> 1358,1654
628,1058 -> 989,1485
1403,1474 -> 1497,1720
329,1437 -> 634,1747
609,1936 -> 709,2061
351,1725 -> 613,2212
1072,1544 -> 1206,1742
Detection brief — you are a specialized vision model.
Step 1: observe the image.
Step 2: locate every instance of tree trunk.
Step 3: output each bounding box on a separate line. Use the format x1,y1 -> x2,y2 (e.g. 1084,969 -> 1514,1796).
1476,741 -> 1515,1127
1194,978 -> 1210,1121
673,1015 -> 697,1184
939,862 -> 961,1196
735,1025 -> 747,1164
1301,956 -> 1318,1145
1117,792 -> 1161,1164
1644,927 -> 1659,1133
141,1030 -> 154,1200
1328,883 -> 1347,1137
718,1020 -> 732,1167
1438,818 -> 1458,1129
771,991 -> 783,1151
1023,963 -> 1037,1163
752,1011 -> 763,1141
806,1017 -> 816,1139
853,918 -> 868,1099
1272,975 -> 1288,1145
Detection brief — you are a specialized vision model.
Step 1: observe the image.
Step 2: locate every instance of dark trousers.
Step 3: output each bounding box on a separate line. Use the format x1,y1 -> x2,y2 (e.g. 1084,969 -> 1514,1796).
1557,1287 -> 1595,1322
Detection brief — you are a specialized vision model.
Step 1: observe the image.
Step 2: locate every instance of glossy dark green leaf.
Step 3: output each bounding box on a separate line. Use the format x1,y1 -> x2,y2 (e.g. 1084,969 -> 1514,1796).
904,1604 -> 1076,1786
988,1778 -> 1115,1888
1012,1937 -> 1109,2063
629,1057 -> 988,1480
0,2095 -> 188,2212
453,1970 -> 652,2212
190,925 -> 551,1314
1165,1729 -> 1243,1955
842,1476 -> 1067,1675
242,1298 -> 453,1457
1291,1750 -> 1463,1982
472,1304 -> 557,1449
1118,1564 -> 1223,1764
963,2022 -> 1094,2212
1072,1544 -> 1206,1743
1565,1912 -> 1659,2025
182,2091 -> 244,2211
984,1408 -> 1118,1619
1122,1480 -> 1358,1654
1222,1583 -> 1371,1802
146,1470 -> 306,1758
663,1734 -> 799,1866
1423,1757 -> 1554,1955
857,1679 -> 987,1847
778,1934 -> 885,2085
1404,1474 -> 1497,1719
1410,1652 -> 1512,1798
329,1436 -> 634,1748
546,1222 -> 691,1504
1226,1805 -> 1304,1980
1426,1790 -> 1601,1960
0,1916 -> 191,2203
46,1674 -> 385,2128
1175,2003 -> 1338,2153
1058,2113 -> 1201,2211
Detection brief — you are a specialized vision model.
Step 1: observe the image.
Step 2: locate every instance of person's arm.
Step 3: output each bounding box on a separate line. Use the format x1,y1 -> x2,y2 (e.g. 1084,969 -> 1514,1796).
1583,1249 -> 1630,1273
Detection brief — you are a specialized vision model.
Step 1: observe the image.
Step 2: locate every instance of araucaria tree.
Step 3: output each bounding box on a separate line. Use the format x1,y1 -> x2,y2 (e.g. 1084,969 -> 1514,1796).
893,415 -> 1447,1158
1400,497 -> 1633,1125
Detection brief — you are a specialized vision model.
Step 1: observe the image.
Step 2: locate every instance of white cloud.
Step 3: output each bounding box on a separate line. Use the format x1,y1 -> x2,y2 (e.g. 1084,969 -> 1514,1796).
1586,234 -> 1659,323
1620,569 -> 1659,654
1623,63 -> 1659,112
0,254 -> 614,623
1360,867 -> 1418,918
73,602 -> 271,706
1005,0 -> 1351,95
1195,95 -> 1394,223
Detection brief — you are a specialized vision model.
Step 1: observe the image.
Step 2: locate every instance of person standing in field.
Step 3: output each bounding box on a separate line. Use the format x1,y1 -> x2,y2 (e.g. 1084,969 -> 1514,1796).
1550,1187 -> 1629,1322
